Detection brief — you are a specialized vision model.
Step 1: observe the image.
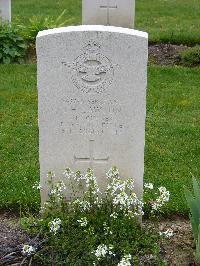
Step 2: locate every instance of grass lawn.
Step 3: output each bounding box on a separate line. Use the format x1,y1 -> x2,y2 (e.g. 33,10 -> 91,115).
12,0 -> 200,44
0,64 -> 199,214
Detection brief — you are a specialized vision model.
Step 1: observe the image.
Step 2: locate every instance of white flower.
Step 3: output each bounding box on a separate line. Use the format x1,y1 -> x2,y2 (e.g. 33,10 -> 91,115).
22,244 -> 35,256
159,229 -> 174,238
93,244 -> 114,260
84,170 -> 99,192
117,254 -> 132,266
49,188 -> 57,196
106,167 -> 120,179
73,199 -> 91,212
49,218 -> 62,235
106,179 -> 126,196
158,186 -> 167,193
144,183 -> 154,190
49,181 -> 66,200
56,181 -> 66,194
158,186 -> 170,202
112,190 -> 143,215
151,201 -> 162,211
77,217 -> 88,227
110,212 -> 118,219
32,181 -> 42,190
126,178 -> 135,190
113,191 -> 129,207
63,168 -> 74,179
93,244 -> 108,259
151,186 -> 170,212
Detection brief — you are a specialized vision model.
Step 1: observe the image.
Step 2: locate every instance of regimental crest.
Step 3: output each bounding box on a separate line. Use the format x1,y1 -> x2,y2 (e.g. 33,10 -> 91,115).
62,41 -> 115,94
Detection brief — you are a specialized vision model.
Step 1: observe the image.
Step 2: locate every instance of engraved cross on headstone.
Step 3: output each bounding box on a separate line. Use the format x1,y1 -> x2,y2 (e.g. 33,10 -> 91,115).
82,0 -> 135,28
74,140 -> 109,168
100,0 -> 117,25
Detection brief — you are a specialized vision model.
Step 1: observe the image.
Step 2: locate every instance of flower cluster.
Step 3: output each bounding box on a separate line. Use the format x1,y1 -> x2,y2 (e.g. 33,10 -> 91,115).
93,244 -> 114,260
49,181 -> 66,200
144,183 -> 154,190
117,254 -> 132,266
28,167 -> 170,265
159,187 -> 170,201
64,168 -> 99,192
32,181 -> 42,190
49,218 -> 62,235
42,167 -> 171,226
151,186 -> 170,212
106,166 -> 120,179
64,168 -> 101,207
22,244 -> 35,256
77,217 -> 88,227
110,212 -> 118,219
72,198 -> 91,212
106,167 -> 143,218
46,167 -> 170,219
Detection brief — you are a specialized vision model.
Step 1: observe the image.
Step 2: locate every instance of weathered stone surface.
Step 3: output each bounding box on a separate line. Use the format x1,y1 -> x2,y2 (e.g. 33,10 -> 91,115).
0,0 -> 11,23
82,0 -> 135,28
36,25 -> 148,202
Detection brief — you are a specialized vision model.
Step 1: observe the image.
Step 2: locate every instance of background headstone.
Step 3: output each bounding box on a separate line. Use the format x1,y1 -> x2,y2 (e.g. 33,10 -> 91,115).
82,0 -> 135,28
36,25 -> 148,203
0,0 -> 11,23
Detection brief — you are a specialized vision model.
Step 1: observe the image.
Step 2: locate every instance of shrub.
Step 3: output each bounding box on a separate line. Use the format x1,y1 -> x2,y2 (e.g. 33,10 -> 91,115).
180,46 -> 200,66
18,10 -> 70,43
0,23 -> 27,64
17,167 -> 170,265
185,176 -> 200,264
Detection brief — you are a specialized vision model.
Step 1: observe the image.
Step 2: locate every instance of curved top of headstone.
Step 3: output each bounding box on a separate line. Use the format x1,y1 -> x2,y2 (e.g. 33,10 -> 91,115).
37,25 -> 148,39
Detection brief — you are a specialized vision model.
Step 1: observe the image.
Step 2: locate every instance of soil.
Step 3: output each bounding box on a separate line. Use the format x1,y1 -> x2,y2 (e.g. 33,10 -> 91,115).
0,212 -> 196,266
148,44 -> 188,66
158,217 -> 196,266
0,211 -> 30,265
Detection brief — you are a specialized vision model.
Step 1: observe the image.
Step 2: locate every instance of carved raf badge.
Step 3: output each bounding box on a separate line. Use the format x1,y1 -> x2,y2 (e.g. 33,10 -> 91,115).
62,41 -> 115,93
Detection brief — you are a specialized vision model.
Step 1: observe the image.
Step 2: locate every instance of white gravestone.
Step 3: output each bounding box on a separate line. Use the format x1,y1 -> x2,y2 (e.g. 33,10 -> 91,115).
82,0 -> 135,28
36,25 -> 148,203
0,0 -> 11,23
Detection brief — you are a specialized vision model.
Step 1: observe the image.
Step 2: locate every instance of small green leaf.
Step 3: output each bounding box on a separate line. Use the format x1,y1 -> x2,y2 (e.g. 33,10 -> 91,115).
3,56 -> 11,64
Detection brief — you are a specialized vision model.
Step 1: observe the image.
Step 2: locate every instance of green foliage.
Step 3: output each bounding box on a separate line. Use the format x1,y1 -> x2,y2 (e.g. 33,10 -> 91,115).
0,23 -> 27,64
185,177 -> 200,264
20,168 -> 165,265
180,46 -> 200,66
18,10 -> 70,42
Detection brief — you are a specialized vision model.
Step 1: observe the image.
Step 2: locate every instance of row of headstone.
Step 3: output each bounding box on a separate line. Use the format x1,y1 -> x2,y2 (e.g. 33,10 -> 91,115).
36,1 -> 148,203
0,0 -> 11,23
0,0 -> 135,27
